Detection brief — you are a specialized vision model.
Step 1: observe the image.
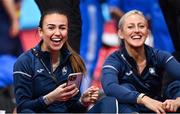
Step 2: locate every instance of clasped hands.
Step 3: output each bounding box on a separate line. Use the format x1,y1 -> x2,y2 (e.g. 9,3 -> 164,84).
140,95 -> 180,114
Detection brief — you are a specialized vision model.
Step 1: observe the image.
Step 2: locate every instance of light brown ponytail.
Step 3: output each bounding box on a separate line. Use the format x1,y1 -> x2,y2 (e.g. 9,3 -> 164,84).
64,42 -> 86,75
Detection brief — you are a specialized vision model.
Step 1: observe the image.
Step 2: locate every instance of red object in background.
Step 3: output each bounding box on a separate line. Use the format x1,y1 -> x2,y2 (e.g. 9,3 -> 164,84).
91,20 -> 120,89
91,46 -> 119,89
19,29 -> 40,51
102,20 -> 120,47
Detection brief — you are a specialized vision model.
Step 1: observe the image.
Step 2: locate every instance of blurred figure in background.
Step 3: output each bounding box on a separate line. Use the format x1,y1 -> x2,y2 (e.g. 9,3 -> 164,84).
0,0 -> 22,56
0,0 -> 23,112
159,0 -> 180,62
80,0 -> 104,92
91,1 -> 120,90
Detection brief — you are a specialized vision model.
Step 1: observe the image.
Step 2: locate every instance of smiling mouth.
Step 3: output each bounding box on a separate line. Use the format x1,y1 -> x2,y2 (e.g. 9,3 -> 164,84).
131,35 -> 142,39
51,38 -> 62,43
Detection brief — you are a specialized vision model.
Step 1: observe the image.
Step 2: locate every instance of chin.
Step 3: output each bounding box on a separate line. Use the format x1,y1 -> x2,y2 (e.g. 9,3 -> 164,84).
130,43 -> 144,48
134,42 -> 144,46
133,45 -> 144,49
50,46 -> 63,51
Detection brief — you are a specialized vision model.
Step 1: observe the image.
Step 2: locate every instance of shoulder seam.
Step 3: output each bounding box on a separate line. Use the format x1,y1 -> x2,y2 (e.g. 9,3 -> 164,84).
166,56 -> 174,63
103,65 -> 119,73
13,71 -> 32,78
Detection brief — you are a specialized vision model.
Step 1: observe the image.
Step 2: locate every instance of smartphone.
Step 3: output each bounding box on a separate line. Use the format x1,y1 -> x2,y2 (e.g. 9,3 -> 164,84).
66,72 -> 83,88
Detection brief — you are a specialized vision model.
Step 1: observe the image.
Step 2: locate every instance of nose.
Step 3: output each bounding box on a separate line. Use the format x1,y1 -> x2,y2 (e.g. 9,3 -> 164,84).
54,28 -> 61,36
134,26 -> 139,32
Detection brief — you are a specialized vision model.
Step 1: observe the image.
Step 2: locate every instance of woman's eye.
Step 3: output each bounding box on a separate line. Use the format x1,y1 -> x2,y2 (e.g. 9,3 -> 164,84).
139,25 -> 145,28
128,26 -> 133,29
48,27 -> 54,30
60,27 -> 66,30
59,26 -> 67,30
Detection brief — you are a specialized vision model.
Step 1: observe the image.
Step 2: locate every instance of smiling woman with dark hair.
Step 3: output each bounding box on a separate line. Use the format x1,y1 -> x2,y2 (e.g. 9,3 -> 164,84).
13,9 -> 99,113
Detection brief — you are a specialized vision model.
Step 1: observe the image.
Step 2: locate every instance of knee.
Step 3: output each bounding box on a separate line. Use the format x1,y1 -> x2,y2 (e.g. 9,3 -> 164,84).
164,80 -> 180,99
118,103 -> 138,113
88,96 -> 118,113
18,109 -> 35,113
95,96 -> 117,109
100,96 -> 117,104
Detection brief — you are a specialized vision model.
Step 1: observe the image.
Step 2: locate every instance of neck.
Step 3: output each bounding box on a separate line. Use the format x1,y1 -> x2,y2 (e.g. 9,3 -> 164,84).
51,51 -> 60,64
125,45 -> 147,74
51,51 -> 60,71
41,43 -> 60,64
41,43 -> 60,71
125,45 -> 146,62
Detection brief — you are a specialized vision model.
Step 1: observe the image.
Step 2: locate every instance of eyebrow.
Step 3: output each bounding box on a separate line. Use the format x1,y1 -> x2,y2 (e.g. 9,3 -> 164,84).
46,24 -> 67,27
46,24 -> 55,26
127,22 -> 146,25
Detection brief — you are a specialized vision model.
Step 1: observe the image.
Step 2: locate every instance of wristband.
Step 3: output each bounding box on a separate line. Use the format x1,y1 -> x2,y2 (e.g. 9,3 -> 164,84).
43,96 -> 50,105
137,93 -> 146,103
79,97 -> 89,107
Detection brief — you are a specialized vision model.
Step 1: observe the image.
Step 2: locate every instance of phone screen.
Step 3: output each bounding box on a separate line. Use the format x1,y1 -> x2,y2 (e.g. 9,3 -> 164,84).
67,72 -> 83,88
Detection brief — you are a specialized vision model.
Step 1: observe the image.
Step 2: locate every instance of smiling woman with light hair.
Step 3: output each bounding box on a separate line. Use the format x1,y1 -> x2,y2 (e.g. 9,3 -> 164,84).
101,9 -> 180,113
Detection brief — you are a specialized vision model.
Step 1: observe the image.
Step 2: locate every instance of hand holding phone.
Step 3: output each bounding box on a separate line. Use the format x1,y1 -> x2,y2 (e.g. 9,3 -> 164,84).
66,72 -> 83,88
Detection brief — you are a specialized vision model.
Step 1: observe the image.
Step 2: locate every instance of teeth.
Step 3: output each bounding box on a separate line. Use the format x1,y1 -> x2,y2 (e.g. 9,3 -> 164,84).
51,38 -> 62,42
132,35 -> 141,39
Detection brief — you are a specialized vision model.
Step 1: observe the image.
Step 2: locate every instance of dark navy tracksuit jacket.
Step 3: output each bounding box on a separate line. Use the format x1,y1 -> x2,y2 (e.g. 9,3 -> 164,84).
13,42 -> 86,113
102,45 -> 180,104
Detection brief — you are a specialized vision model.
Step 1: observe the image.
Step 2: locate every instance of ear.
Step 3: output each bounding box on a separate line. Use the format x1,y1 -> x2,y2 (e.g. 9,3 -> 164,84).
38,27 -> 43,38
118,29 -> 124,40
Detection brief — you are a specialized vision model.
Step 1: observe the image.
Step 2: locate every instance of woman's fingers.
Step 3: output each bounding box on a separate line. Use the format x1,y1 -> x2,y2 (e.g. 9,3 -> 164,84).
60,83 -> 67,88
80,86 -> 100,105
60,88 -> 79,101
88,90 -> 99,103
163,100 -> 178,112
55,83 -> 79,101
158,107 -> 166,114
62,87 -> 79,97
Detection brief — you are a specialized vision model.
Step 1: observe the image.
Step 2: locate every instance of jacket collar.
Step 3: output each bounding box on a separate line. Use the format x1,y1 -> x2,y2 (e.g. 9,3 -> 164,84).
119,44 -> 156,68
34,40 -> 72,67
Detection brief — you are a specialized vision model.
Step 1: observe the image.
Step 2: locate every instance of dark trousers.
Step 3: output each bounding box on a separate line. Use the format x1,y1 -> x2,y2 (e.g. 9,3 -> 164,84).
0,87 -> 15,113
119,81 -> 180,113
90,81 -> 180,113
88,96 -> 118,113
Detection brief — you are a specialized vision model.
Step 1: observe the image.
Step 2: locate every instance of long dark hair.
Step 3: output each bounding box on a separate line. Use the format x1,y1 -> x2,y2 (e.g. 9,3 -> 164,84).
39,9 -> 86,74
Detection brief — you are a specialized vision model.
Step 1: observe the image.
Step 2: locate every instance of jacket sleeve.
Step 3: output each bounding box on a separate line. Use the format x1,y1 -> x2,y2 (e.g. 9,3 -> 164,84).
13,54 -> 47,113
158,51 -> 180,80
101,55 -> 140,104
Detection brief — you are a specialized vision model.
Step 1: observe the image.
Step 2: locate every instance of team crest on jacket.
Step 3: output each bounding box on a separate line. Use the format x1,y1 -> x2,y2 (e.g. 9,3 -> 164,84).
125,70 -> 133,76
62,66 -> 68,75
149,67 -> 155,75
37,68 -> 44,73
